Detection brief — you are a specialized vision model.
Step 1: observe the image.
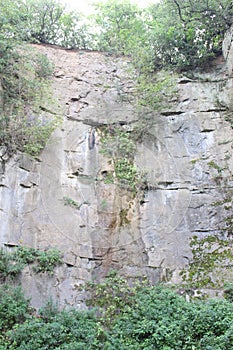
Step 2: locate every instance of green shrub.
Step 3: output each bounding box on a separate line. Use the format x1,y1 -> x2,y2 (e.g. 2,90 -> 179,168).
0,246 -> 63,281
38,299 -> 59,322
105,285 -> 233,349
92,0 -> 233,72
14,246 -> 63,274
224,283 -> 233,302
63,196 -> 81,209
0,0 -> 93,49
0,248 -> 23,282
99,126 -> 147,193
35,249 -> 63,274
1,277 -> 233,349
4,310 -> 101,350
84,271 -> 144,326
93,0 -> 145,55
0,285 -> 30,333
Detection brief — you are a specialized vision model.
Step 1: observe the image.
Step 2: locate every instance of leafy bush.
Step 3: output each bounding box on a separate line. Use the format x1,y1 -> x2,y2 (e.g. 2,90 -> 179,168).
84,271 -> 144,326
144,0 -> 228,71
3,310 -> 101,350
101,282 -> 233,349
1,276 -> 233,349
137,70 -> 178,111
0,246 -> 63,281
35,248 -> 63,274
0,285 -> 30,333
0,248 -> 23,282
224,283 -> 233,302
99,126 -> 147,192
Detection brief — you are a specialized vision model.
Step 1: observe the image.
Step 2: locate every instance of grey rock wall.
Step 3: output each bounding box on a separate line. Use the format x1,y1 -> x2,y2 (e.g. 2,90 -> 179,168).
0,38 -> 233,307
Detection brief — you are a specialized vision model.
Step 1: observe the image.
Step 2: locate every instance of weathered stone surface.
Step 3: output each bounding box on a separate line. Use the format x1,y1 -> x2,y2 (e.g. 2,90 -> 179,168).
223,25 -> 233,75
1,40 -> 233,307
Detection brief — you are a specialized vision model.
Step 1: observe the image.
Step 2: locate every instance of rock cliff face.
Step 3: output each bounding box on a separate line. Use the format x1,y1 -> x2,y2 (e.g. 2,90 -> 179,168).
1,31 -> 233,308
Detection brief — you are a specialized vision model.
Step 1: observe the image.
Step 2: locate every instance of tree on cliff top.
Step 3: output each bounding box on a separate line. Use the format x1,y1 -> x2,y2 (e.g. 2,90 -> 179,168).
91,0 -> 233,71
146,0 -> 233,70
0,0 -> 92,48
1,0 -> 233,71
92,0 -> 146,55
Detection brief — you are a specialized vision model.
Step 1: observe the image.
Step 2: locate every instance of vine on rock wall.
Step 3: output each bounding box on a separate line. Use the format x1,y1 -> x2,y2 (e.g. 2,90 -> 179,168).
99,125 -> 147,194
180,235 -> 233,289
0,44 -> 60,157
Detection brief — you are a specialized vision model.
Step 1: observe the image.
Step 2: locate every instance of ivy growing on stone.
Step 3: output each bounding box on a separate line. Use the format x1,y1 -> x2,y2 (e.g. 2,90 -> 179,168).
180,235 -> 233,288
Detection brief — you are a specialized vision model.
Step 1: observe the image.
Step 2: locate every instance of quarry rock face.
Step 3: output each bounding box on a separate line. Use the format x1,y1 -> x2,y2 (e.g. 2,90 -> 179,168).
0,35 -> 233,308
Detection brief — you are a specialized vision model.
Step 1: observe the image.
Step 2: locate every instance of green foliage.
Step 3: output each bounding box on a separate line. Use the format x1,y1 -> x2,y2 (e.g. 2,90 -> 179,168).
208,160 -> 225,174
34,52 -> 54,78
84,271 -> 146,326
103,172 -> 114,184
0,285 -> 30,333
92,0 -> 233,71
0,0 -> 94,157
34,248 -> 63,274
3,309 -> 101,350
145,0 -> 233,71
63,196 -> 80,209
109,289 -> 233,349
93,0 -> 146,55
0,1 -> 27,42
224,283 -> 233,302
24,0 -> 92,48
22,117 -> 59,156
0,246 -> 62,280
63,196 -> 89,210
180,235 -> 233,288
114,158 -> 138,191
0,43 -> 59,157
1,0 -> 228,162
63,196 -> 81,209
0,248 -> 23,282
100,127 -> 136,159
84,276 -> 233,349
22,0 -> 66,44
99,126 -> 146,192
1,0 -> 232,74
38,299 -> 59,322
136,69 -> 178,113
0,0 -> 92,49
1,277 -> 233,348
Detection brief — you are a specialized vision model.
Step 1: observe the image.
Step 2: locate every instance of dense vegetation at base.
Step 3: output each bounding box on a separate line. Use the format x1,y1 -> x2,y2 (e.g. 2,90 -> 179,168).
1,274 -> 233,349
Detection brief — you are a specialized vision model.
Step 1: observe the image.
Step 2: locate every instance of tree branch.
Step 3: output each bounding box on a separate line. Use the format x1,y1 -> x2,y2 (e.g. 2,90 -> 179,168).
172,0 -> 185,22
